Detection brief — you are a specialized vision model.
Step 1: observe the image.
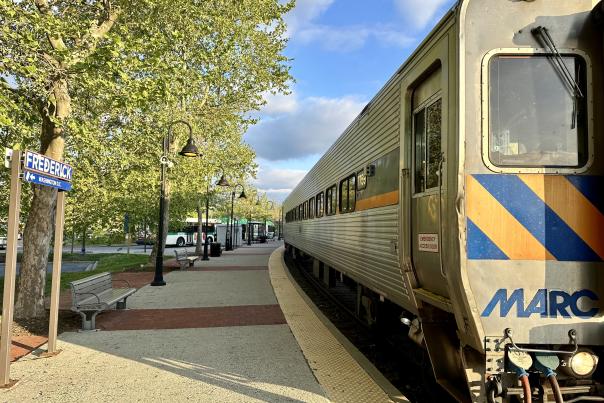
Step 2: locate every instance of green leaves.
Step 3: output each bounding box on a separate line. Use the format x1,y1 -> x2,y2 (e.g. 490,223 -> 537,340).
1,0 -> 292,235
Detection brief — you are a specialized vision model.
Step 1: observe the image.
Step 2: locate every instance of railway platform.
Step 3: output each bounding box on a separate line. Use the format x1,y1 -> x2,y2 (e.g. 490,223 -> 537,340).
2,242 -> 405,402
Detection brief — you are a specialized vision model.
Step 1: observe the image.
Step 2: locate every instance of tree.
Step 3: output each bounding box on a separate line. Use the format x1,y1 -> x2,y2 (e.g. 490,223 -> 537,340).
0,0 -> 293,318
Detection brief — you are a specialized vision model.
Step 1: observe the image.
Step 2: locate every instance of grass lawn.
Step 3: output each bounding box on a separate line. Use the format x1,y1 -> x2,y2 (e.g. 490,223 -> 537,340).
0,253 -> 172,302
52,253 -> 155,293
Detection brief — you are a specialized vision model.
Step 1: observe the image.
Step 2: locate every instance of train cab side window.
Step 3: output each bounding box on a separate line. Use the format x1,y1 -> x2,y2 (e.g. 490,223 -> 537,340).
413,98 -> 442,193
488,54 -> 588,168
316,192 -> 324,217
325,185 -> 337,215
339,174 -> 356,213
309,197 -> 315,219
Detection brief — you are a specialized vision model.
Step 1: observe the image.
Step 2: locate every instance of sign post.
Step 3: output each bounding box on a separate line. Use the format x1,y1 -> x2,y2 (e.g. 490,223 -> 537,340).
0,150 -> 22,387
22,150 -> 75,355
46,191 -> 66,355
0,149 -> 73,385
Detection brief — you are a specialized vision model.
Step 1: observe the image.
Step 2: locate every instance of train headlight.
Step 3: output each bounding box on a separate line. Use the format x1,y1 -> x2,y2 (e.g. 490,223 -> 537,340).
567,350 -> 598,378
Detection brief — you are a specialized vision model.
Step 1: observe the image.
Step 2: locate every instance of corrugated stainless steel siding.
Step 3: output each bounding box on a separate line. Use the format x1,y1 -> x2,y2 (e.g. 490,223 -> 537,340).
284,72 -> 414,310
284,77 -> 401,208
285,205 -> 411,308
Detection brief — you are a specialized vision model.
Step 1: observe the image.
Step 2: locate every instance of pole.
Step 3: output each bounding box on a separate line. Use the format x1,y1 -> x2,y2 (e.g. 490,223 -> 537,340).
279,208 -> 283,240
143,216 -> 147,253
152,136 -> 168,286
81,227 -> 86,254
202,184 -> 210,261
47,191 -> 65,355
70,220 -> 75,254
0,150 -> 22,387
248,212 -> 252,246
226,191 -> 234,251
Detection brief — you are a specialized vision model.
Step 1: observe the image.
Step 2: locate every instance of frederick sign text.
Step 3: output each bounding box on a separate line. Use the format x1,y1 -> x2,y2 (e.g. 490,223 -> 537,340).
24,150 -> 73,182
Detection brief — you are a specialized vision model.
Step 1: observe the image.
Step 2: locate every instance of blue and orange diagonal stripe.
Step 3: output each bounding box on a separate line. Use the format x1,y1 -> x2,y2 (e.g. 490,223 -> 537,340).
466,174 -> 604,261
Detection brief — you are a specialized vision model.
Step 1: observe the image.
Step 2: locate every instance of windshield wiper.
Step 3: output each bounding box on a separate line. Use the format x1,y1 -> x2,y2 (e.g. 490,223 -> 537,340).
532,26 -> 583,129
531,26 -> 584,99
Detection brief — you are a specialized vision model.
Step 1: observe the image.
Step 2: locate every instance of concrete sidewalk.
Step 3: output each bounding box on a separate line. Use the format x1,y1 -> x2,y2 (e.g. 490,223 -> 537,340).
3,242 -> 329,402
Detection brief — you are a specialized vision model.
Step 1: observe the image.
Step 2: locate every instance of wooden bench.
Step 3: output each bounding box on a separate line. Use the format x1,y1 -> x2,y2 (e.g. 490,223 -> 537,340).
174,249 -> 199,270
69,272 -> 137,331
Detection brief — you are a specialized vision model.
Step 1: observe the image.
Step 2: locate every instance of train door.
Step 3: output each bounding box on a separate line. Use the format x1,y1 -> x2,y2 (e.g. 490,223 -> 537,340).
410,67 -> 449,298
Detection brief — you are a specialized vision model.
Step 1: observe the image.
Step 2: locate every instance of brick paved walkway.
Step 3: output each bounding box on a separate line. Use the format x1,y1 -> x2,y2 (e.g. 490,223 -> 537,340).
11,336 -> 48,362
96,305 -> 286,331
4,241 -> 328,402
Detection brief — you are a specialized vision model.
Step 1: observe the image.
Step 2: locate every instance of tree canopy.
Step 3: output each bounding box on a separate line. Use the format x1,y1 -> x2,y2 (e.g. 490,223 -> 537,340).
0,0 -> 293,318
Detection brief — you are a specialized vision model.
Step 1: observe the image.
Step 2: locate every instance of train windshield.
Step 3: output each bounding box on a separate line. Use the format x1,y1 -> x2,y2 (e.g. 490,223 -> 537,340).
488,54 -> 588,168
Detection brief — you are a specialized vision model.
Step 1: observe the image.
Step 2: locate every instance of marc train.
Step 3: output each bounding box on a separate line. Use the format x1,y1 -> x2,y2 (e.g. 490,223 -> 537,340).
283,1 -> 604,402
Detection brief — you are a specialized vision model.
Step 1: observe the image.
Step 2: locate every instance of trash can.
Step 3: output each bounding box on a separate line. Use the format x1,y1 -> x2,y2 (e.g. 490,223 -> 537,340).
210,242 -> 222,257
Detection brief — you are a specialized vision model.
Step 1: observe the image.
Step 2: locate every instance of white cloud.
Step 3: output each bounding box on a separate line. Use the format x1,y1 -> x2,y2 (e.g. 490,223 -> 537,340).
245,95 -> 366,161
252,166 -> 309,203
297,25 -> 413,52
285,0 -> 335,36
394,0 -> 450,29
260,91 -> 298,116
285,0 -> 413,52
254,167 -> 308,190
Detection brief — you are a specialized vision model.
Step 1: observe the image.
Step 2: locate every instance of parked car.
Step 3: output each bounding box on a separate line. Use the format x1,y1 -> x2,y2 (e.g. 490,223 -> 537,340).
135,237 -> 155,245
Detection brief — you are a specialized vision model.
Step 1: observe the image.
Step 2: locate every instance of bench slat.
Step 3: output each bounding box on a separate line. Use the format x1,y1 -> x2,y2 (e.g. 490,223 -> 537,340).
75,288 -> 136,309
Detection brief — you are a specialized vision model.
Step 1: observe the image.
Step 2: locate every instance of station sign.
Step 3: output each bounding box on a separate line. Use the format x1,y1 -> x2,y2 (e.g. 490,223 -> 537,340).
24,171 -> 72,191
22,150 -> 73,191
24,150 -> 73,181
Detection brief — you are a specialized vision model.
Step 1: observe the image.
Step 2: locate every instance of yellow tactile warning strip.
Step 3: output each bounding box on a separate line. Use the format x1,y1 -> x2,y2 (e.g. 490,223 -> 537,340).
269,246 -> 409,403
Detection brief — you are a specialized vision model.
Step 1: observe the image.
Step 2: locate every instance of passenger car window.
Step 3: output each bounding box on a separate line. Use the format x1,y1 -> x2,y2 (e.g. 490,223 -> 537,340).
316,192 -> 324,218
339,174 -> 356,213
488,54 -> 587,168
414,98 -> 442,193
309,197 -> 315,219
326,185 -> 337,215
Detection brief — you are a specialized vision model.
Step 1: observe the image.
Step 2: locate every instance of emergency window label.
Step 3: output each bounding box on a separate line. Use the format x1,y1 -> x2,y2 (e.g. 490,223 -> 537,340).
418,233 -> 439,253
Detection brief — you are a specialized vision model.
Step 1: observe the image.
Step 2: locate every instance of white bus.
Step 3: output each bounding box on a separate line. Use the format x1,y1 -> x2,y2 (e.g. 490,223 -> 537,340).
166,218 -> 221,247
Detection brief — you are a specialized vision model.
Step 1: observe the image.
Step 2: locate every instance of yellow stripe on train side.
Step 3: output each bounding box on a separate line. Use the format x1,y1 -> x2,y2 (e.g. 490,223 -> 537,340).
466,175 -> 555,260
355,190 -> 399,212
518,175 -> 604,260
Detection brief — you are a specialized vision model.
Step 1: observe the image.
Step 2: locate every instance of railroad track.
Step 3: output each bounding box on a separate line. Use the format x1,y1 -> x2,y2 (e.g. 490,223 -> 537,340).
285,253 -> 455,403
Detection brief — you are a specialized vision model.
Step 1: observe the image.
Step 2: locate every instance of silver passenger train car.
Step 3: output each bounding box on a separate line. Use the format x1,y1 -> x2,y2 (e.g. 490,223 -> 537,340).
283,1 -> 604,401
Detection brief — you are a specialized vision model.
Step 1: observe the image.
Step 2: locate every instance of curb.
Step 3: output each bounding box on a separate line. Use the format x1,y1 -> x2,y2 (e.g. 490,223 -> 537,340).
268,246 -> 409,403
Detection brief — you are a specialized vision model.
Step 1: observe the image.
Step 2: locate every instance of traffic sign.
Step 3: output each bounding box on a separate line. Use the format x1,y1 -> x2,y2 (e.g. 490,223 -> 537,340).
23,150 -> 73,182
24,170 -> 72,191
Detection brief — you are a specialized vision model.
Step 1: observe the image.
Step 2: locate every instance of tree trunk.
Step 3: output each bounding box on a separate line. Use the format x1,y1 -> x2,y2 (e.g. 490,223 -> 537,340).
195,199 -> 203,255
15,79 -> 70,319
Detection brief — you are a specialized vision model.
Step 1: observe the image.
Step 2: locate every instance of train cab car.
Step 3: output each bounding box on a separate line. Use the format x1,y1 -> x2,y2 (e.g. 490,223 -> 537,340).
283,1 -> 604,402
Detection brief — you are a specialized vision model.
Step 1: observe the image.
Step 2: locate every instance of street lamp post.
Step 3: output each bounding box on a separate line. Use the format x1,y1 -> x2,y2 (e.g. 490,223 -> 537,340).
226,184 -> 246,251
248,210 -> 252,246
278,207 -> 283,240
248,195 -> 261,245
264,200 -> 274,239
151,120 -> 200,287
200,174 -> 230,260
202,183 -> 211,261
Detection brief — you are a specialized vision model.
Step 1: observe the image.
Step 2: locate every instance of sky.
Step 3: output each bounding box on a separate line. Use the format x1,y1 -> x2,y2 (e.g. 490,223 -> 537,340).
244,0 -> 457,203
